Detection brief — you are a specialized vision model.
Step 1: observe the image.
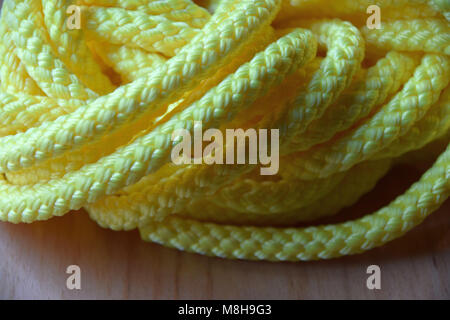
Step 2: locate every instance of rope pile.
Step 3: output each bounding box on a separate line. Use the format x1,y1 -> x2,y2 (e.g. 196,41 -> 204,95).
0,0 -> 449,261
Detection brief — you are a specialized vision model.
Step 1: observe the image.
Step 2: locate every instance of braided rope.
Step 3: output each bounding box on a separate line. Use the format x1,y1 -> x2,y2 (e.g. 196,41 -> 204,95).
0,0 -> 449,261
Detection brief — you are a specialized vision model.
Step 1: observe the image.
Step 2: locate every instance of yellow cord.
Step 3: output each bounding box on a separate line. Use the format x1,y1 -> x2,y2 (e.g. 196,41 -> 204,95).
0,0 -> 449,261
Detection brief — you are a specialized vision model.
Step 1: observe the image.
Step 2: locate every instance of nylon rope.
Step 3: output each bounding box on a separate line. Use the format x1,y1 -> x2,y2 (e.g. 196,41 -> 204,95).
0,0 -> 449,261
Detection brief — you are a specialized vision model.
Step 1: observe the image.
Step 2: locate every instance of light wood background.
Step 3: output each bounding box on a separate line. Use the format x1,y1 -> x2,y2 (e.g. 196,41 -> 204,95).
0,163 -> 449,300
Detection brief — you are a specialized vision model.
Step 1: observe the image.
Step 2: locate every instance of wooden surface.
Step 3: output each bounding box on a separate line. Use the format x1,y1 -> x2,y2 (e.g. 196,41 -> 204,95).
0,164 -> 449,300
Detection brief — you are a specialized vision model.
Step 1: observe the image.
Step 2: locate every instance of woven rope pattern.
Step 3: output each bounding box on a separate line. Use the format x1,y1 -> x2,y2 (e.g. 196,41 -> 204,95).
0,0 -> 449,261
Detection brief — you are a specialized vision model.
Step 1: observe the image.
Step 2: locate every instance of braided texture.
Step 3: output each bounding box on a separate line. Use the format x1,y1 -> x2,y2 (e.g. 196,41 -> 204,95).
0,0 -> 449,261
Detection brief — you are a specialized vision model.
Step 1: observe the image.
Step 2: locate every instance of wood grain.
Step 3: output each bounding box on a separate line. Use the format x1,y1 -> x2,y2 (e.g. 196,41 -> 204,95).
0,164 -> 449,300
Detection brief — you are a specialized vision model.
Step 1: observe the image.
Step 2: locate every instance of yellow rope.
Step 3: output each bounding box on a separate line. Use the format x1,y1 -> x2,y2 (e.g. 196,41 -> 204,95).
0,0 -> 449,261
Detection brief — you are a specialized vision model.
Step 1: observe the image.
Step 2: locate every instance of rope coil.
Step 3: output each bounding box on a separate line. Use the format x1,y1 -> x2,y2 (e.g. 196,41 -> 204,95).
0,0 -> 449,261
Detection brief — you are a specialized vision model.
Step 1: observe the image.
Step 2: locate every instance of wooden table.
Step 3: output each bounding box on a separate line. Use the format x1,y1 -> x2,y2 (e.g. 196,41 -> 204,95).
0,163 -> 449,299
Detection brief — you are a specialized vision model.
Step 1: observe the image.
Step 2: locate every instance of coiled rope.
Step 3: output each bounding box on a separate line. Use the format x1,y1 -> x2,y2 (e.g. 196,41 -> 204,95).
0,0 -> 449,261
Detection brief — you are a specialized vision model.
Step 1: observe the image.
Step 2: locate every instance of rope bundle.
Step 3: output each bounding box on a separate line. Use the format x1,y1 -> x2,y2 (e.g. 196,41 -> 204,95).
0,0 -> 449,261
